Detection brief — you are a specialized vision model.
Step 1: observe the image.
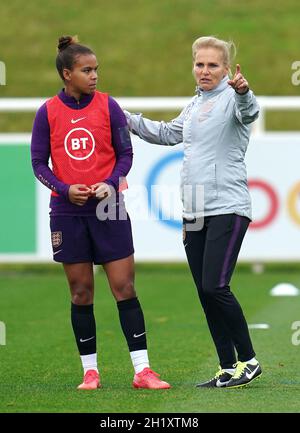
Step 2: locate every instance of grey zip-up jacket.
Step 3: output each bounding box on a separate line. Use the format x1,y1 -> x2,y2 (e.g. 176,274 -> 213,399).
125,75 -> 259,220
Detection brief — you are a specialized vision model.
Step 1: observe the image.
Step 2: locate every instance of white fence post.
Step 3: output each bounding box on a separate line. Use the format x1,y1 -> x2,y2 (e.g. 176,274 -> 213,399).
0,321 -> 6,345
0,61 -> 5,85
252,107 -> 265,134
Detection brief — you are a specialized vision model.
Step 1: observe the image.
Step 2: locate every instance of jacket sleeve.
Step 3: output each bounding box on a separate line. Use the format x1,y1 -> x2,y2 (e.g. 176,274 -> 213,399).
104,97 -> 133,191
233,90 -> 260,125
31,103 -> 70,198
124,108 -> 185,146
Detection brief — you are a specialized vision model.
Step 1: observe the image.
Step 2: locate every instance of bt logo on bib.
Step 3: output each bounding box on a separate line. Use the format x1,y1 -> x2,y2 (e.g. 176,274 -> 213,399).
64,127 -> 95,160
71,137 -> 88,150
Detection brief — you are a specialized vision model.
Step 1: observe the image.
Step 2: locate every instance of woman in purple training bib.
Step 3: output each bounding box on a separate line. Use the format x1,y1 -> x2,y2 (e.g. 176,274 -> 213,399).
31,35 -> 170,390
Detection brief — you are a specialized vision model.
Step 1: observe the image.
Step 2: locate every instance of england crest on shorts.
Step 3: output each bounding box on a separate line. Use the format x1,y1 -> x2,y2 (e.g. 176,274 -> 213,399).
51,231 -> 62,247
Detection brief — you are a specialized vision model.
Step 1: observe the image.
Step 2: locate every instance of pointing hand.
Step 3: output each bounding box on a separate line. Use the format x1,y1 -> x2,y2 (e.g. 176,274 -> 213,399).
228,64 -> 249,94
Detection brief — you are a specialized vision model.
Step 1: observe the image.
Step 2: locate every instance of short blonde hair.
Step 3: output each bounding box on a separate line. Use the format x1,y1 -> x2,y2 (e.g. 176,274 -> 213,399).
192,36 -> 236,67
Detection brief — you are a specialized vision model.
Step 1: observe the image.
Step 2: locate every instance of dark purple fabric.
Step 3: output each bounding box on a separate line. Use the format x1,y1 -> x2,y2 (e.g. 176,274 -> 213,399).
31,90 -> 133,215
219,215 -> 242,287
50,214 -> 134,264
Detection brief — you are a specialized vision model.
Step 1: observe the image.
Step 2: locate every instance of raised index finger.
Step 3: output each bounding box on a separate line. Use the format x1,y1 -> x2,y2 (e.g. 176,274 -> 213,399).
235,64 -> 241,75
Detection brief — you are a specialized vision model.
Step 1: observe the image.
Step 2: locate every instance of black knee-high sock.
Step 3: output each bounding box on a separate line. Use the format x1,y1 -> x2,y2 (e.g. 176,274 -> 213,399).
71,303 -> 96,355
117,297 -> 147,351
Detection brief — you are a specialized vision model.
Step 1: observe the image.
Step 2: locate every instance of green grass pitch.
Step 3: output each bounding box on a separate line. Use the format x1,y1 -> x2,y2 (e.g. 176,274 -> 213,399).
0,263 -> 300,413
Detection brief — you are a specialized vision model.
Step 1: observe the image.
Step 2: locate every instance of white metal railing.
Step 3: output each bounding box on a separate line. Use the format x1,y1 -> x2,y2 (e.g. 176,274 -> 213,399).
1,96 -> 300,134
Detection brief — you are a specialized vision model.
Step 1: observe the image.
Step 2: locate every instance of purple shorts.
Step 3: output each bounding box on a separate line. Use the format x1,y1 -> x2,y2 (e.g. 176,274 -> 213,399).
50,203 -> 134,264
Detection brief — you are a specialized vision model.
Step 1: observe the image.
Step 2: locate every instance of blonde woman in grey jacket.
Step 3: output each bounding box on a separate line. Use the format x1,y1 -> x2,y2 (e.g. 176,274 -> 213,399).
125,36 -> 261,389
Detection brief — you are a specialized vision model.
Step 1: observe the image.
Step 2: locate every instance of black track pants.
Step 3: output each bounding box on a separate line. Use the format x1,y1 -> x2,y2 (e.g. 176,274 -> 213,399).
183,214 -> 255,368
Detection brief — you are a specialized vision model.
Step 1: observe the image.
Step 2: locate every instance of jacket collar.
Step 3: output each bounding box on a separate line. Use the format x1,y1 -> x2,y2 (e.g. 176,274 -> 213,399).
195,75 -> 229,97
58,89 -> 95,106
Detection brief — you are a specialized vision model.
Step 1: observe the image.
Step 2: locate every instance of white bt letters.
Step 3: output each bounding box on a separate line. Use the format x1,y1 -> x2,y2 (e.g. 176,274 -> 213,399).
71,137 -> 89,150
